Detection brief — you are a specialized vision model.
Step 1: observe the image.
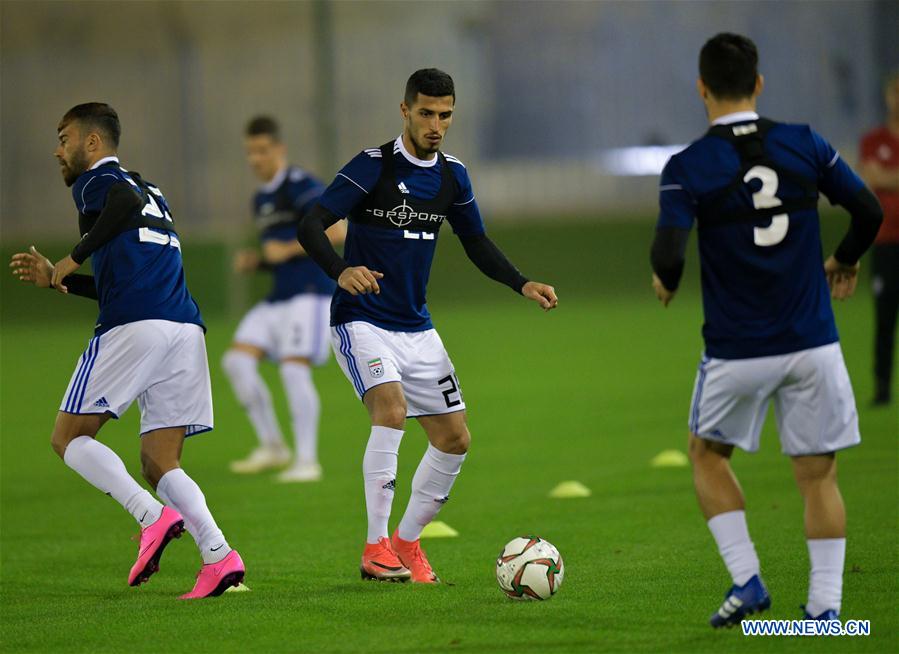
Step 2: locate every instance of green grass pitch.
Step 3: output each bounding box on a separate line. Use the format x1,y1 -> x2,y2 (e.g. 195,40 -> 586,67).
1,220 -> 896,653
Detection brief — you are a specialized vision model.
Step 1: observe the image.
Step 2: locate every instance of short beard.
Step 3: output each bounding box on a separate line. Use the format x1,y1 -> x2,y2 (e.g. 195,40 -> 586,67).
412,135 -> 439,158
62,149 -> 89,187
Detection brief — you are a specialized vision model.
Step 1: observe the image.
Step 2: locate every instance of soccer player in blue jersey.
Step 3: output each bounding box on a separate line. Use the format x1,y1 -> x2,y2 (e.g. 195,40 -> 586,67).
9,103 -> 245,598
225,116 -> 345,482
650,35 -> 883,627
298,69 -> 557,583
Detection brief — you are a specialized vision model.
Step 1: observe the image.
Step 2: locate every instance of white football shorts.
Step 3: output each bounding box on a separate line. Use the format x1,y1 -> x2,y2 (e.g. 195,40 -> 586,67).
233,294 -> 331,364
331,321 -> 465,417
59,320 -> 213,437
688,342 -> 860,456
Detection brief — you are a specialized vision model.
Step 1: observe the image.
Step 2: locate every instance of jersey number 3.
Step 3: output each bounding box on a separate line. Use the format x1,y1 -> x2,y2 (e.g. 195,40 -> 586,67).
744,165 -> 788,247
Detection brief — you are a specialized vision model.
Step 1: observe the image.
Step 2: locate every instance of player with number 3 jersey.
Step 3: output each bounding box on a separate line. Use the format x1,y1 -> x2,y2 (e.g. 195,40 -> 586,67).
9,103 -> 244,599
298,69 -> 557,584
650,35 -> 883,628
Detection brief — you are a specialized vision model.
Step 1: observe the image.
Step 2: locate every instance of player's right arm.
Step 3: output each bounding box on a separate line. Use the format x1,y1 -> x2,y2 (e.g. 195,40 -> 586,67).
297,151 -> 383,296
9,246 -> 97,299
298,205 -> 382,295
650,157 -> 694,307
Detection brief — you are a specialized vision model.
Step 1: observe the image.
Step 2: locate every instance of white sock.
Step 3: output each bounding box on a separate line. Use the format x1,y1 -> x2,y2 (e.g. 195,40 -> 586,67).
222,349 -> 285,449
280,362 -> 320,466
63,435 -> 162,527
707,510 -> 761,586
362,426 -> 404,544
806,538 -> 846,616
397,444 -> 466,542
155,483 -> 197,536
156,468 -> 231,564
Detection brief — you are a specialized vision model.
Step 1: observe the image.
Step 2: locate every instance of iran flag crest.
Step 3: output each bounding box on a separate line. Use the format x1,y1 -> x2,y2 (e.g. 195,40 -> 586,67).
368,358 -> 384,378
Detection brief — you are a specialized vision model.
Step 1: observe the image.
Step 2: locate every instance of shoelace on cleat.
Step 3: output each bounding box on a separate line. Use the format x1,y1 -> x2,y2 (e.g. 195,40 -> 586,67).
408,544 -> 432,574
374,539 -> 403,566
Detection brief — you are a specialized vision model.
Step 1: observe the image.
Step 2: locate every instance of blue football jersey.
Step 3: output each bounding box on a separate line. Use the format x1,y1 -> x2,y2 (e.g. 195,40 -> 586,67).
71,158 -> 204,335
252,165 -> 335,301
657,112 -> 866,359
317,136 -> 485,331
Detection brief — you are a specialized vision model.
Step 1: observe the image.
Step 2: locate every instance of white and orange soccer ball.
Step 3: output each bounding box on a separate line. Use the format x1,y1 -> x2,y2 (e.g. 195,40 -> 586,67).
495,536 -> 564,600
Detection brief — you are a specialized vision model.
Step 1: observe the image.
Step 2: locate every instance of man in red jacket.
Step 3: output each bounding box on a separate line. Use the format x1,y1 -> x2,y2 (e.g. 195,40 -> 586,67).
859,71 -> 899,406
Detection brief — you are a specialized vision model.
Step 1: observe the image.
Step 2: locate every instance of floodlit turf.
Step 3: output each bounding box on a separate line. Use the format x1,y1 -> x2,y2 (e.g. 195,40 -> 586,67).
1,221 -> 896,653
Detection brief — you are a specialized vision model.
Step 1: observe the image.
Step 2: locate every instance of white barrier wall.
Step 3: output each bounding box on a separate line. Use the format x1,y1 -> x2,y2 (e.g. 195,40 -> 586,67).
1,1 -> 892,237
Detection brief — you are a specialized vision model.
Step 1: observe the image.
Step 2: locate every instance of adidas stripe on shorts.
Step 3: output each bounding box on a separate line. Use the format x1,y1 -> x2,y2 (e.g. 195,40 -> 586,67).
330,321 -> 465,417
60,320 -> 213,436
688,342 -> 860,456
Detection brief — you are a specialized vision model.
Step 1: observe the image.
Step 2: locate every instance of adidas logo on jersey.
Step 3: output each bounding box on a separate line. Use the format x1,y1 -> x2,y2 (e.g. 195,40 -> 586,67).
382,479 -> 396,491
397,182 -> 410,194
93,397 -> 110,408
434,495 -> 450,504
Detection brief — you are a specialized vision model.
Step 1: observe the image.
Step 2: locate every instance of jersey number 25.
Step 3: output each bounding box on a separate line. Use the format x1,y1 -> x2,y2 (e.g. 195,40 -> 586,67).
744,165 -> 788,247
140,185 -> 174,223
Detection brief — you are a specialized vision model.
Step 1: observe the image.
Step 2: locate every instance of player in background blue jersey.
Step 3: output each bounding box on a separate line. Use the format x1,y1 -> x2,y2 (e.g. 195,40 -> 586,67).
298,69 -> 557,583
650,35 -> 883,627
224,117 -> 345,482
9,103 -> 245,598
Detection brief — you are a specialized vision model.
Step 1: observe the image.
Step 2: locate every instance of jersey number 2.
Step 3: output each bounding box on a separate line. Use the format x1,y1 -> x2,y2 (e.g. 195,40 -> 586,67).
744,165 -> 788,247
438,374 -> 462,408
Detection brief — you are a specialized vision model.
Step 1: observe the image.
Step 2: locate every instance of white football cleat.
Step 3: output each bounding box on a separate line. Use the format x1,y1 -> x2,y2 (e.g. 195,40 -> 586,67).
229,445 -> 291,474
276,462 -> 323,483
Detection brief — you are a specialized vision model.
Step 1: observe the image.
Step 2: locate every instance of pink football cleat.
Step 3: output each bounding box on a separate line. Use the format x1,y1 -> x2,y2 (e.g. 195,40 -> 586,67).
179,550 -> 245,599
128,506 -> 185,586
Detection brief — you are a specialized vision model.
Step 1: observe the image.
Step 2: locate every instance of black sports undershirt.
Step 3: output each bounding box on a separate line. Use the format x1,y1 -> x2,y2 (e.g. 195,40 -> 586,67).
650,227 -> 690,291
63,273 -> 98,299
833,186 -> 884,265
296,204 -> 346,280
71,182 -> 144,265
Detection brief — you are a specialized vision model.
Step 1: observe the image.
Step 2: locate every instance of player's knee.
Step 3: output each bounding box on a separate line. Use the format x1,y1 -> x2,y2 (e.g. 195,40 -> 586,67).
430,424 -> 470,455
367,393 -> 407,429
222,349 -> 253,379
688,434 -> 731,466
50,427 -> 81,459
139,450 -> 176,489
792,454 -> 837,489
139,451 -> 158,486
374,404 -> 407,430
446,427 -> 470,454
687,434 -> 705,464
50,430 -> 69,459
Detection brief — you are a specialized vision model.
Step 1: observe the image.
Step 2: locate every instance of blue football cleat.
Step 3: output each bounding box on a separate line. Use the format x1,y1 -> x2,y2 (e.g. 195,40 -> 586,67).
709,575 -> 772,628
802,606 -> 839,620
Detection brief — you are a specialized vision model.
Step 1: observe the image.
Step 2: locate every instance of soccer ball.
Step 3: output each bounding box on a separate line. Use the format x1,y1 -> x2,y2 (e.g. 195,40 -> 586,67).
495,536 -> 564,600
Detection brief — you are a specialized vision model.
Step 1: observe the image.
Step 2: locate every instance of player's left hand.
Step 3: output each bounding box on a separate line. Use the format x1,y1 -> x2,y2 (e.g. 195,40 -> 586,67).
9,246 -> 53,288
50,255 -> 80,294
522,281 -> 558,311
652,273 -> 676,307
824,256 -> 859,301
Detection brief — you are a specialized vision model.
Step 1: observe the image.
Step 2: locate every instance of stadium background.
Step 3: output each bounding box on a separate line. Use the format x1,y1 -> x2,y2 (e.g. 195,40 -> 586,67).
1,2 -> 897,653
